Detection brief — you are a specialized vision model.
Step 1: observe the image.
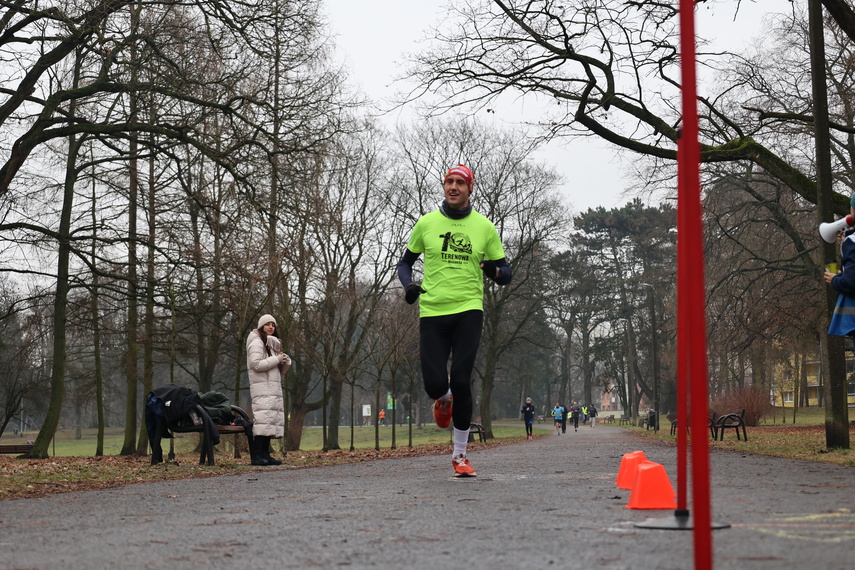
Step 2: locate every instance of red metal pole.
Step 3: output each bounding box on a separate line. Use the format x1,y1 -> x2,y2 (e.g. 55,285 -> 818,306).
675,131 -> 688,514
677,0 -> 713,567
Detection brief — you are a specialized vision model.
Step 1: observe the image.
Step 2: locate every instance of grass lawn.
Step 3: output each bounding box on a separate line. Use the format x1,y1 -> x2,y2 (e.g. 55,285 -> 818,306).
762,406 -> 829,425
0,423 -> 536,457
1,410 -> 850,502
628,406 -> 855,467
0,422 -> 542,501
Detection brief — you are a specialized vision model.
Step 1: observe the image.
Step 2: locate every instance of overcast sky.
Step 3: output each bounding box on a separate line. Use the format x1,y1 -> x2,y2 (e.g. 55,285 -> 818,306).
323,0 -> 776,214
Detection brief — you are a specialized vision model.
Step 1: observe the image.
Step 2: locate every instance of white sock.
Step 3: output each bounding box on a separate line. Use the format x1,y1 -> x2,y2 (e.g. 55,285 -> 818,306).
452,427 -> 469,458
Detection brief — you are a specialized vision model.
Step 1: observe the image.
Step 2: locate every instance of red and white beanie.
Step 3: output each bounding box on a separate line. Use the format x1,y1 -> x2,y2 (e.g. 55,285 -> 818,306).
444,164 -> 474,187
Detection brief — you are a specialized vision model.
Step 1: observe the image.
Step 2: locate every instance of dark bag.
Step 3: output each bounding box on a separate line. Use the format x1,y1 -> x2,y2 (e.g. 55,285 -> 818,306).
200,391 -> 233,425
151,385 -> 202,425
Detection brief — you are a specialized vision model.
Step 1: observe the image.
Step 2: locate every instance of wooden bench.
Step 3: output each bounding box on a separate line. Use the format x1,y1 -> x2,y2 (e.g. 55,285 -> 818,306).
603,415 -> 615,424
468,422 -> 487,443
0,443 -> 34,455
670,413 -> 718,439
618,416 -> 631,425
158,405 -> 253,466
714,409 -> 747,441
641,412 -> 658,431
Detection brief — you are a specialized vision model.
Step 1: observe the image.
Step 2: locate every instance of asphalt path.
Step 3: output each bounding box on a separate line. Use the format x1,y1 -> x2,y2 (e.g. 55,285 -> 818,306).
1,424 -> 852,569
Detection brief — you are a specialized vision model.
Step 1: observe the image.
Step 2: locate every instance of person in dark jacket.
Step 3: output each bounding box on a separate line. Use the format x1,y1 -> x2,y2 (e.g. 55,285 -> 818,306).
569,401 -> 582,432
520,397 -> 535,440
588,404 -> 598,428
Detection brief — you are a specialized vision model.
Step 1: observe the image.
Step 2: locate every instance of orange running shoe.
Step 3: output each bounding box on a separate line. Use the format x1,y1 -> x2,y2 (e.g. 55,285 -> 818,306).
452,454 -> 476,477
433,394 -> 453,428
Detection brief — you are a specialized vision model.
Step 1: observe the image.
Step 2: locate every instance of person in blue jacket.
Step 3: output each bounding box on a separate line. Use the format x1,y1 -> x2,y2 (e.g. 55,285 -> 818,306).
825,196 -> 855,338
551,403 -> 564,435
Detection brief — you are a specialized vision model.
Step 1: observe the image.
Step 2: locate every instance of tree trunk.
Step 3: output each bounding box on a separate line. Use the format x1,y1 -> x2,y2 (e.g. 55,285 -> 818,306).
799,349 -> 809,410
581,326 -> 593,407
92,275 -> 105,457
374,375 -> 381,451
750,342 -> 767,397
234,327 -> 244,409
189,197 -> 207,390
326,372 -> 343,450
737,351 -> 746,388
408,372 -> 415,447
810,0 -> 850,449
390,371 -> 398,450
349,382 -> 356,452
284,360 -> 323,451
625,329 -> 636,417
479,371 -> 494,439
31,230 -> 70,458
558,335 -> 570,405
90,152 -> 105,457
29,92 -> 82,459
28,47 -> 87,459
285,407 -> 308,451
120,3 -> 141,456
136,135 -> 157,456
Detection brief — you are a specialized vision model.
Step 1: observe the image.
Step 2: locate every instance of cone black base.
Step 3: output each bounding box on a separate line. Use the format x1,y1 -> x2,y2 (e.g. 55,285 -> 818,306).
634,510 -> 731,531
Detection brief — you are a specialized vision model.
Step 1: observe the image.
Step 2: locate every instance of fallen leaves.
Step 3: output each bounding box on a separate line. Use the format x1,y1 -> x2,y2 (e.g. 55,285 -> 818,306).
0,438 -> 519,502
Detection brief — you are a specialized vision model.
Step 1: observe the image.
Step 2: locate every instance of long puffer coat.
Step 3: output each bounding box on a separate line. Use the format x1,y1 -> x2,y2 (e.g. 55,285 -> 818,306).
246,329 -> 290,437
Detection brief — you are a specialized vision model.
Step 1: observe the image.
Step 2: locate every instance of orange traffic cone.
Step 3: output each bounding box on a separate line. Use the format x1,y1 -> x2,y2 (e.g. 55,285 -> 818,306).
615,451 -> 647,489
626,461 -> 677,509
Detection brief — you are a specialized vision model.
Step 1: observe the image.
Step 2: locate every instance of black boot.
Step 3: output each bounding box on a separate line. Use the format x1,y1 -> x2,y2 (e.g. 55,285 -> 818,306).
250,436 -> 268,466
262,437 -> 282,466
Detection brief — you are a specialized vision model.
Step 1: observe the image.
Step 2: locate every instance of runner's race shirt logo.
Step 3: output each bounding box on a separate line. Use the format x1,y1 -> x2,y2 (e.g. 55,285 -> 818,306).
439,231 -> 472,265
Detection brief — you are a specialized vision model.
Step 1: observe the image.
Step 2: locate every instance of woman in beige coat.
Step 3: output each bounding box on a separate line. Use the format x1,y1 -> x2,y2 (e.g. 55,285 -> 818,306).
246,314 -> 291,466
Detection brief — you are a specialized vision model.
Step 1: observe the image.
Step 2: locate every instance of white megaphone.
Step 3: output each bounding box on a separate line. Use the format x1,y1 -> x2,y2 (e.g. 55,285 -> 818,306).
819,215 -> 855,243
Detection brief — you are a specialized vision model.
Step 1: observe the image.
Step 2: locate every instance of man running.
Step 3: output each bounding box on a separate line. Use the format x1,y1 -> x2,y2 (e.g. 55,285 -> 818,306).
569,401 -> 582,432
551,403 -> 564,436
521,397 -> 536,440
397,164 -> 512,477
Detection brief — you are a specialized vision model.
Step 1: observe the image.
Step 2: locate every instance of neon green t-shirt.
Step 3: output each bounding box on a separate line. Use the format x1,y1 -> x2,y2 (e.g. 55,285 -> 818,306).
406,209 -> 506,317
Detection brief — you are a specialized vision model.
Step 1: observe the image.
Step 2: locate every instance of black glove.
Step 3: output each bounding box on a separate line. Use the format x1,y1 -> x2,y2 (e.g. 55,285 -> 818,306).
480,260 -> 498,279
404,283 -> 426,304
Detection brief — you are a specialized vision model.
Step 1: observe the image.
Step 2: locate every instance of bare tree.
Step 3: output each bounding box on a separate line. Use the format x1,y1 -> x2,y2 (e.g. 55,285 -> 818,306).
406,1 -> 850,212
547,248 -> 611,408
821,0 -> 855,43
0,1 -> 358,458
288,125 -> 398,451
408,0 -> 852,444
0,283 -> 39,438
571,201 -> 677,417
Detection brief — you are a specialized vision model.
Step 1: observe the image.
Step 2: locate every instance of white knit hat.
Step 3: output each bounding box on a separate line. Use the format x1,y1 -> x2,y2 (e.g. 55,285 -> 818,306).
257,314 -> 277,329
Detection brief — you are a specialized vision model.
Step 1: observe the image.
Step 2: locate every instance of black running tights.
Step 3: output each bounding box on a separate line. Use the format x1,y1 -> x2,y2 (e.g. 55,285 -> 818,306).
419,310 -> 483,431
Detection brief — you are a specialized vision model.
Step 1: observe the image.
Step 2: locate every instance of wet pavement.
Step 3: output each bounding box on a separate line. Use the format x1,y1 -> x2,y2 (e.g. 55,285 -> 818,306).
1,424 -> 852,569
